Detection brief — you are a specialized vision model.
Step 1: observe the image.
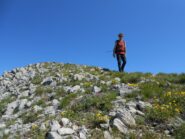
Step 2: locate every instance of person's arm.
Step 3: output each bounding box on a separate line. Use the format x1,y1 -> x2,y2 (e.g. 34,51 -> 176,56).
125,42 -> 126,53
113,41 -> 117,58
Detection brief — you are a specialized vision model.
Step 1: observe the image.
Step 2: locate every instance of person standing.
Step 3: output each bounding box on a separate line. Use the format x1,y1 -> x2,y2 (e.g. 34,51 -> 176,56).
113,33 -> 127,72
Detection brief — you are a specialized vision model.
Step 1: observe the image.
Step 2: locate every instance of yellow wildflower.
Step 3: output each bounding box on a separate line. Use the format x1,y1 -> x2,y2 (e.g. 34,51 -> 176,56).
175,108 -> 180,113
166,92 -> 171,97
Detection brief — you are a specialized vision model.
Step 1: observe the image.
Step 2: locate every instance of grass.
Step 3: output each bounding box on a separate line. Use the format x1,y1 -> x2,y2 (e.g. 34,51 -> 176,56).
31,74 -> 43,84
71,91 -> 117,113
59,93 -> 77,109
0,96 -> 15,117
174,123 -> 185,139
138,81 -> 164,100
35,86 -> 53,95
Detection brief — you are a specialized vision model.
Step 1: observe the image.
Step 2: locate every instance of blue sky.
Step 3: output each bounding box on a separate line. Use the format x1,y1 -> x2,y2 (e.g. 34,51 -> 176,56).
0,0 -> 185,74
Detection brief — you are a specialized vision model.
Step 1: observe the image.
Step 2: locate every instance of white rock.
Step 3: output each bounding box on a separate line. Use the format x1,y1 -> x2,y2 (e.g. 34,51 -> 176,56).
19,90 -> 29,97
109,111 -> 116,117
4,129 -> 10,135
93,86 -> 101,93
70,85 -> 81,93
33,105 -> 43,113
26,101 -> 32,107
79,132 -> 86,139
19,99 -> 28,110
74,74 -> 84,81
0,123 -> 6,129
5,100 -> 19,115
114,77 -> 121,82
52,99 -> 60,109
136,110 -> 145,116
50,120 -> 61,132
113,118 -> 128,134
72,125 -> 79,131
100,123 -> 109,129
57,128 -> 75,135
116,108 -> 136,127
40,123 -> 46,130
104,131 -> 112,139
44,106 -> 56,115
61,118 -> 70,127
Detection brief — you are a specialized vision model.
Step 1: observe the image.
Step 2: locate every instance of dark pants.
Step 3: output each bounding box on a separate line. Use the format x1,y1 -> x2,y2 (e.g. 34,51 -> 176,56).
116,54 -> 126,72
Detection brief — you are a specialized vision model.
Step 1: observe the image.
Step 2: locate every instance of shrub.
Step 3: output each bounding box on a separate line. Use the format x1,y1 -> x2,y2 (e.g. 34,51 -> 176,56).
174,123 -> 185,139
31,75 -> 42,84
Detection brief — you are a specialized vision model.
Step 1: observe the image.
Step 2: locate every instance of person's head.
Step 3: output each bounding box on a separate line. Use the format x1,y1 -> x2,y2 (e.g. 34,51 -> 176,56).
118,33 -> 124,40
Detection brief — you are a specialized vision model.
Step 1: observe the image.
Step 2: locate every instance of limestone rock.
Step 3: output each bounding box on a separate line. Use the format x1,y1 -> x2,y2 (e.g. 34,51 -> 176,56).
113,118 -> 128,134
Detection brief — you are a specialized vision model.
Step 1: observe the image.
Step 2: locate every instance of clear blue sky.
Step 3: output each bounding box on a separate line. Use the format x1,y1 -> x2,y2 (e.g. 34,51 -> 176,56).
0,0 -> 185,74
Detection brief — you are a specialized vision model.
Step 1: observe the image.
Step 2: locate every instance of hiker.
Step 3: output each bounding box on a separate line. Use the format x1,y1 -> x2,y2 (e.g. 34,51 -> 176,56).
113,33 -> 127,72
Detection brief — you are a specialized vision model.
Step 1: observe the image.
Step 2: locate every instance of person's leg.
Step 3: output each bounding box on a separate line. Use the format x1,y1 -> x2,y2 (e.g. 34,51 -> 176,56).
116,54 -> 122,72
121,54 -> 127,72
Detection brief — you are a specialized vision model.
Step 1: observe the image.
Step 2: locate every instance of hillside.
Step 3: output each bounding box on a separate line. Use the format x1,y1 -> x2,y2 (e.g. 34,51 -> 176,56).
0,62 -> 185,139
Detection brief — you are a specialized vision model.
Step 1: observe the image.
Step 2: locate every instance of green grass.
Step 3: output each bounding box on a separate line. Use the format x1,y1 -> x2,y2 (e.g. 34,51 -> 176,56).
31,75 -> 43,84
35,86 -> 53,95
0,97 -> 15,117
138,82 -> 163,100
174,123 -> 185,139
59,93 -> 77,109
71,91 -> 117,113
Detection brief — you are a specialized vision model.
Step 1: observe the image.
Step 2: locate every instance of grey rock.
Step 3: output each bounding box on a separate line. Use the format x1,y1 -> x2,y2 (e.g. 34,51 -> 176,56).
33,105 -> 43,113
0,123 -> 6,129
70,85 -> 81,93
116,108 -> 136,127
50,120 -> 61,132
126,101 -> 137,108
61,118 -> 71,127
52,99 -> 60,109
74,74 -> 84,81
164,130 -> 170,135
136,110 -> 145,116
79,132 -> 86,139
44,106 -> 56,116
42,77 -> 53,86
4,129 -> 10,135
109,111 -> 116,117
104,131 -> 112,139
40,123 -> 46,130
19,99 -> 28,110
100,123 -> 109,129
5,100 -> 19,115
93,86 -> 101,93
113,118 -> 128,134
57,128 -> 75,135
19,90 -> 29,98
46,132 -> 62,139
72,125 -> 79,131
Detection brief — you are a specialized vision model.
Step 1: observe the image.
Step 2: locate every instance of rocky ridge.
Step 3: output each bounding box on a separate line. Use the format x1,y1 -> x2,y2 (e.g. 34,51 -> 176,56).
0,62 -> 184,139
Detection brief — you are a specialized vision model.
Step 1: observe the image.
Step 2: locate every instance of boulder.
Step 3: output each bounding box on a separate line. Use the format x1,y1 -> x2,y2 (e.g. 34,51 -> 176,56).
116,108 -> 136,127
46,132 -> 62,139
113,118 -> 128,134
57,128 -> 75,135
50,120 -> 61,132
104,131 -> 112,139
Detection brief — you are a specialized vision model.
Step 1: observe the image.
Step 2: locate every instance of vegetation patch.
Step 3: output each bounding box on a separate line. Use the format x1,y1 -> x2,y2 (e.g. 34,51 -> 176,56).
35,86 -> 53,95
